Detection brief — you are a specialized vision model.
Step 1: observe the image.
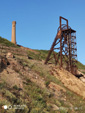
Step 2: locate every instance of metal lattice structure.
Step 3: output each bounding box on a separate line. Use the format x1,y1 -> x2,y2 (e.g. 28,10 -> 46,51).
45,16 -> 77,75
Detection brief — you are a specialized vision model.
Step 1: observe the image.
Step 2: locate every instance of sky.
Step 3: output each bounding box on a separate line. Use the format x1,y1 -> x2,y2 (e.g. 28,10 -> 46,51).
0,0 -> 85,65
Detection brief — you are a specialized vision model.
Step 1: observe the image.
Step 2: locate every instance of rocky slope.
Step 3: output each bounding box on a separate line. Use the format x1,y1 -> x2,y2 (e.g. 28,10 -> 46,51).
0,37 -> 85,113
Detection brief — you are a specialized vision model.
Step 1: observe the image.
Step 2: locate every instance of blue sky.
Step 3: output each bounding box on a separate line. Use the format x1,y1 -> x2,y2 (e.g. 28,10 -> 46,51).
0,0 -> 85,65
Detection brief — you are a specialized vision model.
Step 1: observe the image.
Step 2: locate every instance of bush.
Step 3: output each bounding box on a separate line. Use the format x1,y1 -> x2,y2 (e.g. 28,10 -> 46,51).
13,85 -> 19,90
45,81 -> 50,87
1,89 -> 17,104
0,82 -> 6,89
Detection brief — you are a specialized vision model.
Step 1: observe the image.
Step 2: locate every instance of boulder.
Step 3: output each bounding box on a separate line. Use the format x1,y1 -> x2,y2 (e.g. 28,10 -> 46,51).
80,77 -> 85,83
6,52 -> 14,58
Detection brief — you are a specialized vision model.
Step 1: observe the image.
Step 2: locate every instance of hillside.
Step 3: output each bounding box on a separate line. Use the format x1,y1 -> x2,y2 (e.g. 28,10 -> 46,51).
0,37 -> 85,113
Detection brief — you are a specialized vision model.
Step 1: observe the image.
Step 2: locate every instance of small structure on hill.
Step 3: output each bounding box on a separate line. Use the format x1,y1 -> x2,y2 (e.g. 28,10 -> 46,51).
45,16 -> 77,75
11,21 -> 16,44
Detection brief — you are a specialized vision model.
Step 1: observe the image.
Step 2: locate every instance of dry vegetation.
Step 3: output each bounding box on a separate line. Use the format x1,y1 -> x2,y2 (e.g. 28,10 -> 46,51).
0,37 -> 85,113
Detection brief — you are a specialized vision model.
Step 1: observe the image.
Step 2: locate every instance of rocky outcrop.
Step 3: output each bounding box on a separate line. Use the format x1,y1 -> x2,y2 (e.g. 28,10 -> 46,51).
51,67 -> 85,99
6,52 -> 14,58
0,56 -> 10,72
80,77 -> 85,83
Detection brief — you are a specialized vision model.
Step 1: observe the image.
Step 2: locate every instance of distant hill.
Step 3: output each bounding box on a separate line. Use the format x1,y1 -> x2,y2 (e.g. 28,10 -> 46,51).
0,37 -> 85,113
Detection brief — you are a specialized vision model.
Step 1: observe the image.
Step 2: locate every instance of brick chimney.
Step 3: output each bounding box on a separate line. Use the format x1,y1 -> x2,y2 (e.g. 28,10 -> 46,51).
11,21 -> 16,44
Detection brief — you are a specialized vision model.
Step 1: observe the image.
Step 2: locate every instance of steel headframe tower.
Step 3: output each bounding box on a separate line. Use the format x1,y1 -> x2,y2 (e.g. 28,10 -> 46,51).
45,16 -> 77,75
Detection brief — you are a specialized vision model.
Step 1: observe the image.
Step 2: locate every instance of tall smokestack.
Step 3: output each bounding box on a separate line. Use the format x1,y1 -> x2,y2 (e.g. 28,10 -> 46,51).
11,21 -> 16,44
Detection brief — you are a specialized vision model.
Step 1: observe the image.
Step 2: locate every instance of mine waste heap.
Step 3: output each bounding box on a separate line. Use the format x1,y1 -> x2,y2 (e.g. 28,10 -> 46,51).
45,16 -> 77,75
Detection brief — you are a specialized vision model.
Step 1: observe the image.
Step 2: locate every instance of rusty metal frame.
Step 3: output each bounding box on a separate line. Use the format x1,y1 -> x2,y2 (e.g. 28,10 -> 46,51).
45,16 -> 77,75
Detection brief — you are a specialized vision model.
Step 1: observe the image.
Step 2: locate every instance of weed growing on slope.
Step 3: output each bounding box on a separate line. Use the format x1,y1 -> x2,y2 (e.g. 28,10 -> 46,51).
23,79 -> 59,112
0,82 -> 6,89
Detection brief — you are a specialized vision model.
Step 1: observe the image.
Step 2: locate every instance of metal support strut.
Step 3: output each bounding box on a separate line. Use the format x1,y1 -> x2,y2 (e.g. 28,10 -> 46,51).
45,16 -> 77,75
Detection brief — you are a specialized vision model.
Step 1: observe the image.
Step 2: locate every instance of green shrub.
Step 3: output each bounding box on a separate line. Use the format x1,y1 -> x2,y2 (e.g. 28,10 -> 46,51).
13,85 -> 19,90
1,89 -> 17,104
0,82 -> 6,89
45,81 -> 50,87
